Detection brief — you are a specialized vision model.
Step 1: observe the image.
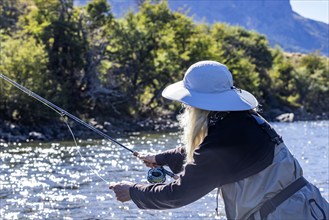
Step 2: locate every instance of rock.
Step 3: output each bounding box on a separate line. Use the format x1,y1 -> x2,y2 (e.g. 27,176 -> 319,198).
28,131 -> 46,141
275,113 -> 294,122
103,121 -> 113,132
104,121 -> 112,128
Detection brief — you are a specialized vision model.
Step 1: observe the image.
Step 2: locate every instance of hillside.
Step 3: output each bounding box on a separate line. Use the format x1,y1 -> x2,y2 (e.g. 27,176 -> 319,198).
168,0 -> 328,56
1,0 -> 328,141
101,0 -> 328,56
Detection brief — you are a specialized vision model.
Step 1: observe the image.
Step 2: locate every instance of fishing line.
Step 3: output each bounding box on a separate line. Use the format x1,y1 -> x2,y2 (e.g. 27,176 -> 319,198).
0,73 -> 109,183
0,74 -> 133,151
64,118 -> 110,184
0,73 -> 178,183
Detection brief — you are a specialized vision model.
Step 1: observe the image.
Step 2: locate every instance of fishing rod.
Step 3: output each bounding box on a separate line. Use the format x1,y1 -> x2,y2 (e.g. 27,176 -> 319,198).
0,73 -> 178,183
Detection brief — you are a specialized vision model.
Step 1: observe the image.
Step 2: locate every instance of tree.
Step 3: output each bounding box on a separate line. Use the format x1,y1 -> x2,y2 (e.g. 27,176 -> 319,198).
269,48 -> 299,108
0,0 -> 30,34
0,33 -> 49,122
20,0 -> 90,113
100,1 -> 214,118
294,53 -> 329,114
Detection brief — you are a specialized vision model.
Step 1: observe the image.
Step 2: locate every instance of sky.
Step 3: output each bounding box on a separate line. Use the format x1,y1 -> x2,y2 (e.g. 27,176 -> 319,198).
290,0 -> 329,24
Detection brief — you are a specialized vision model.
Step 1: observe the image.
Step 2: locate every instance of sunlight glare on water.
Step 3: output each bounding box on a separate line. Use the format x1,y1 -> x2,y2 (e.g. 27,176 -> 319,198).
0,121 -> 328,219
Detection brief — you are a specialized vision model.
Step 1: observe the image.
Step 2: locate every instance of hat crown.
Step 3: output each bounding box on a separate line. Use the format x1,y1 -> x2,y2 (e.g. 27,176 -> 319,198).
183,61 -> 233,93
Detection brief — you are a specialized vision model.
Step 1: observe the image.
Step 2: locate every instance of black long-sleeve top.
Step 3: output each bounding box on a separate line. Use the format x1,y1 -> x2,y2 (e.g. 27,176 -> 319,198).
129,111 -> 276,209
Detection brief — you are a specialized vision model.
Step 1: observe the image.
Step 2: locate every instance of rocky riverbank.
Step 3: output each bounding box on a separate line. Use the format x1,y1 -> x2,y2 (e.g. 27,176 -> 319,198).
0,115 -> 180,142
0,109 -> 327,143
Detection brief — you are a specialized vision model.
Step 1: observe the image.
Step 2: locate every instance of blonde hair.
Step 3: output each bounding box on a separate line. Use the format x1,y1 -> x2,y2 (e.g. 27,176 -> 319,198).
178,106 -> 210,164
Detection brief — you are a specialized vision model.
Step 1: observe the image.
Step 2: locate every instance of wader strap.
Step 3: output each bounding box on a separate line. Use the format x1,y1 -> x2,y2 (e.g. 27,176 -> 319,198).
251,113 -> 283,145
259,176 -> 309,219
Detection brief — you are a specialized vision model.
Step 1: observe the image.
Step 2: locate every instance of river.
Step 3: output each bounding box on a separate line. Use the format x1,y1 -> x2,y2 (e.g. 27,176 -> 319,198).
0,120 -> 328,219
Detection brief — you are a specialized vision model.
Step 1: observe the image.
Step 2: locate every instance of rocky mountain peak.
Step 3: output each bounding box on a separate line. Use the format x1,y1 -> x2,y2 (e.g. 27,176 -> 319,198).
168,0 -> 328,56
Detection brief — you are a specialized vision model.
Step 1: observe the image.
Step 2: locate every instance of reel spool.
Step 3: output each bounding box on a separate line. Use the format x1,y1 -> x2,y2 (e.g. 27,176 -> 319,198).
147,167 -> 166,183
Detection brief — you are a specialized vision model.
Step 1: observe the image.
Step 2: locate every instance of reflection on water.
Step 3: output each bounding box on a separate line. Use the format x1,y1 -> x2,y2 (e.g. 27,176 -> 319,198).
0,121 -> 328,219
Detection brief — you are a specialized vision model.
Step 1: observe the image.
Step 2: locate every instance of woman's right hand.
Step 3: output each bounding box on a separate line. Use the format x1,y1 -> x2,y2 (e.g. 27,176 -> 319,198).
137,153 -> 158,168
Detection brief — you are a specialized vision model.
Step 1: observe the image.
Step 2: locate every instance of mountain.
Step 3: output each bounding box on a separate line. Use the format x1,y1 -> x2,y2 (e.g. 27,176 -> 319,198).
77,0 -> 329,56
168,0 -> 329,56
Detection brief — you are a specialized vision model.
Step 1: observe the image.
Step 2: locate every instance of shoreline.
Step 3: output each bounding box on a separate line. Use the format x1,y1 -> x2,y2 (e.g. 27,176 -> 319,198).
0,115 -> 180,143
1,112 -> 328,143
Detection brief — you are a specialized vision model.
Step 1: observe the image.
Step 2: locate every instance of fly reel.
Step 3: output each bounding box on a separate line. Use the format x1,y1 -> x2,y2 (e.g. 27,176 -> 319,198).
147,167 -> 167,183
147,166 -> 178,183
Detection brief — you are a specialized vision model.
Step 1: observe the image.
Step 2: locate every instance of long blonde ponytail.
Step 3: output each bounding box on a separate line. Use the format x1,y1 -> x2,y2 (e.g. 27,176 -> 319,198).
178,106 -> 210,164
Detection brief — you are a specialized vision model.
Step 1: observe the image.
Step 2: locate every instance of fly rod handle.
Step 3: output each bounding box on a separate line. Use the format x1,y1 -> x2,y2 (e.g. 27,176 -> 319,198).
163,169 -> 179,180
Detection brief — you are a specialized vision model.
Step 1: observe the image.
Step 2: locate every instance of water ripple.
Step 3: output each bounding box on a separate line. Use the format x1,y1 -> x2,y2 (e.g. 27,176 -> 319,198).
1,121 -> 328,219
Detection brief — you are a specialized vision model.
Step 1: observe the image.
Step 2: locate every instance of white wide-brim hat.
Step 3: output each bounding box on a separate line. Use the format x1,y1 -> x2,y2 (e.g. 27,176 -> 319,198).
162,61 -> 258,111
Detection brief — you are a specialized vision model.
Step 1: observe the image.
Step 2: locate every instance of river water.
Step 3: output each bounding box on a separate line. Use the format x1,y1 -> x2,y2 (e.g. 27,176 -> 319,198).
0,121 -> 328,219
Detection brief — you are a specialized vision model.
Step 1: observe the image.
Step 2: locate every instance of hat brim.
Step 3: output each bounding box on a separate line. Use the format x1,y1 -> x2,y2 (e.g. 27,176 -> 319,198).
162,81 -> 258,111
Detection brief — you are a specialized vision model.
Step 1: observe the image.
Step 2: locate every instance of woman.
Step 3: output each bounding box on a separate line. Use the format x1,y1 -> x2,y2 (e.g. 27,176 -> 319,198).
109,61 -> 328,219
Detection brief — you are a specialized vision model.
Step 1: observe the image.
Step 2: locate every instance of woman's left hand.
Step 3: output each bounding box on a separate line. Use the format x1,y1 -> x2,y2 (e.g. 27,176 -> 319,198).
109,181 -> 134,202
